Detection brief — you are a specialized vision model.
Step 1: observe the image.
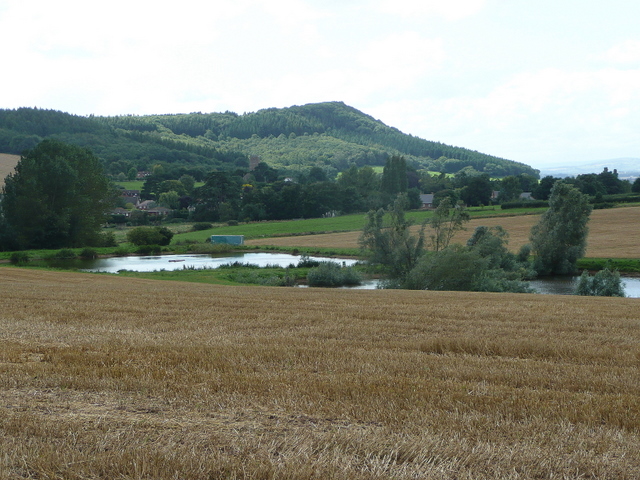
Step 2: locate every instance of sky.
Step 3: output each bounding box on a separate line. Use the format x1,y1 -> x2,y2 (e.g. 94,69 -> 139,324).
1,0 -> 640,170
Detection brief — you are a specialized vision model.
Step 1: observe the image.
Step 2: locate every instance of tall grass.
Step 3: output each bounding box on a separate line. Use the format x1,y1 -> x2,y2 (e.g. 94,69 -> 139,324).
1,268 -> 639,478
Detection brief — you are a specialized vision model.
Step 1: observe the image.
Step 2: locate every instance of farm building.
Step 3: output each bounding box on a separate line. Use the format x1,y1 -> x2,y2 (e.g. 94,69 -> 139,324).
210,235 -> 244,245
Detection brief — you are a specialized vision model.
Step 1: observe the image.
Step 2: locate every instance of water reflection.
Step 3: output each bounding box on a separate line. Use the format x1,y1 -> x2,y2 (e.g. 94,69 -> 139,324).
76,253 -> 357,274
55,252 -> 640,297
529,276 -> 640,297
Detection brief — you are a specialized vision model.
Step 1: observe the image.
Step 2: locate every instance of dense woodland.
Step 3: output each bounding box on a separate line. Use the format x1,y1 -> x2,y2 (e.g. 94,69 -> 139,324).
0,102 -> 538,180
2,103 -> 639,245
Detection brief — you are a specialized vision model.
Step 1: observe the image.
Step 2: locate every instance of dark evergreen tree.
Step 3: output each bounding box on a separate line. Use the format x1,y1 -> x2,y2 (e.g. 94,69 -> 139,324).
381,155 -> 408,195
1,139 -> 115,249
192,171 -> 242,221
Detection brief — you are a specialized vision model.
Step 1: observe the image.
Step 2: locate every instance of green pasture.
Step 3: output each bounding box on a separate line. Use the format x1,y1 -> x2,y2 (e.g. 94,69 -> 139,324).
172,206 -> 547,243
576,258 -> 640,273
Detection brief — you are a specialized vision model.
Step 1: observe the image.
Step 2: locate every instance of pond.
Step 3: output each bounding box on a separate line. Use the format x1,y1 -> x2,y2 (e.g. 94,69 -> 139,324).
529,276 -> 640,298
71,253 -> 358,274
48,253 -> 640,297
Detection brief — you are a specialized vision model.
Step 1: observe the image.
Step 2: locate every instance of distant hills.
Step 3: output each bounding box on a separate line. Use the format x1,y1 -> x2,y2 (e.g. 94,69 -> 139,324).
540,158 -> 640,179
0,102 -> 539,179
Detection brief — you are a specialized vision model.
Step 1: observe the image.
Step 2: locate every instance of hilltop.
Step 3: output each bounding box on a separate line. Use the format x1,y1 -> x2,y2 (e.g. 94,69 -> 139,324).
0,102 -> 538,180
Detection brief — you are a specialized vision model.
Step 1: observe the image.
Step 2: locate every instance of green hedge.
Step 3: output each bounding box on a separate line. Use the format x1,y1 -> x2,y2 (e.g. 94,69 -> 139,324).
500,200 -> 548,209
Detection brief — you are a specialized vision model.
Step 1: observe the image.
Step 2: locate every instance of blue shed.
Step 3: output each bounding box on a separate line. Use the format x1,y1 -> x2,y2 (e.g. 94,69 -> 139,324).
210,235 -> 244,245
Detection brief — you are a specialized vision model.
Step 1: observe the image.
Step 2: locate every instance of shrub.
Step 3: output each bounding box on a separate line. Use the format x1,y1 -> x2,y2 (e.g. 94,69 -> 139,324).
517,244 -> 532,263
575,268 -> 625,297
53,248 -> 77,259
501,200 -> 548,209
600,193 -> 640,204
188,243 -> 235,254
296,254 -> 321,268
9,252 -> 30,265
110,214 -> 128,224
307,262 -> 362,287
79,248 -> 98,259
113,247 -> 130,256
127,226 -> 174,246
401,245 -> 533,292
99,232 -> 117,247
227,220 -> 239,226
192,222 -> 213,231
135,244 -> 162,255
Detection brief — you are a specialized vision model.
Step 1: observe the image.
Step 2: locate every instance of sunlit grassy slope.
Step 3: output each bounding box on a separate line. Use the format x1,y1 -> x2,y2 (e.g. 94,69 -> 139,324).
1,268 -> 639,479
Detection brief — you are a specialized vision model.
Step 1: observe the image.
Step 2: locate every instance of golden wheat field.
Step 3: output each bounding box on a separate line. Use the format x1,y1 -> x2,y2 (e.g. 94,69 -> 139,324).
0,153 -> 19,187
246,206 -> 640,258
1,268 -> 640,479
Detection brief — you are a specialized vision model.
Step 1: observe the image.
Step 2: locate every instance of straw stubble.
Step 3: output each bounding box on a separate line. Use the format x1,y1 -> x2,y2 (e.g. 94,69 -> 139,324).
1,268 -> 639,479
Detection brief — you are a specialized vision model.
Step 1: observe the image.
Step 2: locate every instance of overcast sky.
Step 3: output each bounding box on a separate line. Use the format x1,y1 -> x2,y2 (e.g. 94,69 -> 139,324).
1,0 -> 639,169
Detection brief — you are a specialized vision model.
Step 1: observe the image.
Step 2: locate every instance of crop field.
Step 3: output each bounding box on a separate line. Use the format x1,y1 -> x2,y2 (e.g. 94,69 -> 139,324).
246,206 -> 640,259
0,153 -> 19,187
172,207 -> 549,245
1,268 -> 640,479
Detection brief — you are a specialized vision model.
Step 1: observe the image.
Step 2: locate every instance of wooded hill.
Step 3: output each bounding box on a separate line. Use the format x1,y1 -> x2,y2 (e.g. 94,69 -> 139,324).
0,102 -> 538,180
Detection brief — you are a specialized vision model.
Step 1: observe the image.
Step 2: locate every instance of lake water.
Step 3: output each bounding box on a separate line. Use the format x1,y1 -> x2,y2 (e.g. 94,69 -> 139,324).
76,253 -> 358,274
529,276 -> 640,298
64,253 -> 640,297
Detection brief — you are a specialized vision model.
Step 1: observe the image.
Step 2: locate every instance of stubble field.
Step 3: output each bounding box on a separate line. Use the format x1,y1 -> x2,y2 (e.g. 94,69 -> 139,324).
245,206 -> 640,258
0,153 -> 19,187
1,268 -> 639,479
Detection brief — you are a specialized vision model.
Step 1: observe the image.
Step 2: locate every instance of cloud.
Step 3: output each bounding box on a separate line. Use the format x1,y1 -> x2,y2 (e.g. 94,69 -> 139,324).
359,32 -> 445,83
367,66 -> 640,166
599,40 -> 640,65
376,0 -> 486,20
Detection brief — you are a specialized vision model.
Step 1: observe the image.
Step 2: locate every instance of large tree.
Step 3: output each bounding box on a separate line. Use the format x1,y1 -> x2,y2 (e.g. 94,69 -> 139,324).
359,194 -> 426,279
459,174 -> 493,206
1,139 -> 114,249
380,155 -> 408,196
427,198 -> 470,252
192,171 -> 242,221
529,181 -> 592,275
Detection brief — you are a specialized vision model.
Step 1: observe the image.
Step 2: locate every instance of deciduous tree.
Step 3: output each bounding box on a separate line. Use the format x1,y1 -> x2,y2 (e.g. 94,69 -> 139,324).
359,194 -> 426,279
1,139 -> 114,249
530,182 -> 592,275
427,198 -> 470,252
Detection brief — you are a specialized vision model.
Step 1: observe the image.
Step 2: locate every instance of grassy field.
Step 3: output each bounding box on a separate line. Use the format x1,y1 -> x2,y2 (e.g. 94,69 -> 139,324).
1,268 -> 639,479
244,205 -> 640,259
172,206 -> 546,244
0,153 -> 19,187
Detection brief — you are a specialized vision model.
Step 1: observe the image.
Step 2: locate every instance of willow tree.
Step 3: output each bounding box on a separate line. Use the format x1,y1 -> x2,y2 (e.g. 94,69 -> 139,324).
530,181 -> 592,275
359,194 -> 425,279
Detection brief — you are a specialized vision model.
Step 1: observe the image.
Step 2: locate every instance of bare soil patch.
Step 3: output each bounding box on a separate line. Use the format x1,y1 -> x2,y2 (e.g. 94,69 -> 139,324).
246,206 -> 640,258
1,268 -> 639,478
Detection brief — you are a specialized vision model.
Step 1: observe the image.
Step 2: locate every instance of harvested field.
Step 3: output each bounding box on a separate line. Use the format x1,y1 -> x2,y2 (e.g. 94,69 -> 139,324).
1,268 -> 640,479
0,153 -> 19,187
246,206 -> 640,258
